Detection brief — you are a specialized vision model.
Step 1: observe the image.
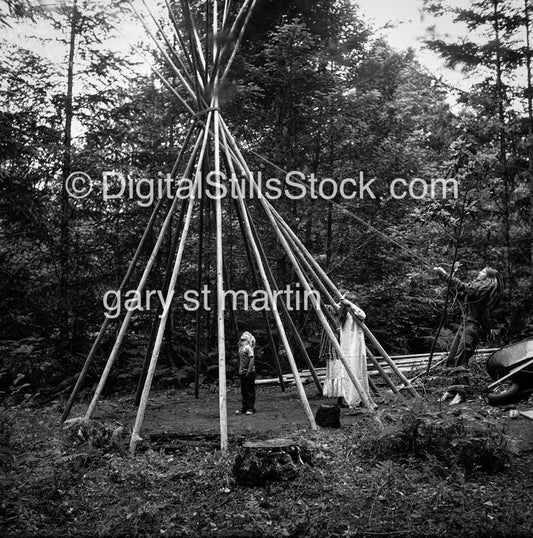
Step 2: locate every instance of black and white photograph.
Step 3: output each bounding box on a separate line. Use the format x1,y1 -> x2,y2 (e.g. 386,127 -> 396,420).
1,0 -> 533,536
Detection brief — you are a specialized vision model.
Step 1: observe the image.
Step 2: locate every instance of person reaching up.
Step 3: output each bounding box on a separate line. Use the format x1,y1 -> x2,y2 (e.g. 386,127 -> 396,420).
434,266 -> 503,405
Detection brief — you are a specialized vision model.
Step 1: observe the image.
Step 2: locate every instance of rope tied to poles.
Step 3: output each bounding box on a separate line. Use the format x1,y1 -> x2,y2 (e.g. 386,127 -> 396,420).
194,107 -> 220,120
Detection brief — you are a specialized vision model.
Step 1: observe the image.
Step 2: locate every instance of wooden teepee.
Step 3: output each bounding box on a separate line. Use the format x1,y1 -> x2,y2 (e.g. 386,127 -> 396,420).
61,0 -> 419,454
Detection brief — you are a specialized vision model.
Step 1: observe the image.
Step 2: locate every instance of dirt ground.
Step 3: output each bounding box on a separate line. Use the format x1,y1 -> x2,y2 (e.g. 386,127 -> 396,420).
81,382 -> 345,439
73,379 -> 533,454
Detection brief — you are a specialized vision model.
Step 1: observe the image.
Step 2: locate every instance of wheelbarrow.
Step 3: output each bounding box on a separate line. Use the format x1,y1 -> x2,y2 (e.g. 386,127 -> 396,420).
485,338 -> 533,406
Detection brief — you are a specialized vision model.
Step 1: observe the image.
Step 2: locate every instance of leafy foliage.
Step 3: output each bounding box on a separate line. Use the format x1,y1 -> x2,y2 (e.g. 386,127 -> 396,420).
0,0 -> 532,394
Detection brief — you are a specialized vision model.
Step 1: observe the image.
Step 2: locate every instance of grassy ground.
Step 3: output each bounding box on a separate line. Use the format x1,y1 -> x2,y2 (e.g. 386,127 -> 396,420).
2,365 -> 533,537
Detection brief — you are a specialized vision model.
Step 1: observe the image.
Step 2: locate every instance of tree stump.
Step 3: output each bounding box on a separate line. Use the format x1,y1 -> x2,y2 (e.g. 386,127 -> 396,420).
315,404 -> 341,428
233,438 -> 312,487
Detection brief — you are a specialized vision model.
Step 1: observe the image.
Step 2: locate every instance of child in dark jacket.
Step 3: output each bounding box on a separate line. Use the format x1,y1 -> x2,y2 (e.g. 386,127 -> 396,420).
236,332 -> 256,415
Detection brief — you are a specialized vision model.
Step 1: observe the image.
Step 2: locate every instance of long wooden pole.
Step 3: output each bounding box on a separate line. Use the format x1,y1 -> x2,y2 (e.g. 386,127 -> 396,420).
84,129 -> 206,420
116,27 -> 195,116
134,196 -> 188,406
270,204 -> 418,397
219,125 -> 317,429
366,349 -> 402,395
128,0 -> 198,103
194,159 -> 206,399
180,0 -> 207,77
211,0 -> 255,90
228,195 -> 285,392
220,120 -> 375,410
62,206 -> 161,420
211,0 -> 229,452
219,0 -> 258,84
250,151 -> 434,269
61,119 -> 198,422
134,124 -> 200,406
273,215 -> 400,395
61,199 -> 164,421
244,205 -> 323,394
139,0 -> 197,91
185,0 -> 207,399
164,0 -> 198,75
130,111 -> 215,454
222,0 -> 232,25
129,174 -> 201,454
231,197 -> 286,391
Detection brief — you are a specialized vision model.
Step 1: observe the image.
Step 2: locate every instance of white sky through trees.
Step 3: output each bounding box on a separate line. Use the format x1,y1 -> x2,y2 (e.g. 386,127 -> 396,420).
1,0 -> 527,109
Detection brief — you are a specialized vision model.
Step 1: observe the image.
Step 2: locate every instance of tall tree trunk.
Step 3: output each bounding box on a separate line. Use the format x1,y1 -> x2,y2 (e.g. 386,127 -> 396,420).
525,0 -> 533,284
326,201 -> 333,265
305,140 -> 321,248
493,0 -> 512,283
60,0 -> 78,341
326,136 -> 335,265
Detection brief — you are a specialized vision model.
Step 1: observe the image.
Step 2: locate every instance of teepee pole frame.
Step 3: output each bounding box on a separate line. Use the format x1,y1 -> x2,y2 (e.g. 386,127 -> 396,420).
194,158 -> 206,399
231,196 -> 286,391
138,0 -> 198,92
85,128 -> 206,420
134,194 -> 189,406
130,110 -> 215,453
270,205 -> 418,397
61,194 -> 166,422
243,204 -> 323,395
273,214 -> 401,396
219,125 -> 317,430
220,119 -> 375,410
211,0 -> 229,452
73,1 -> 422,454
62,119 -> 199,423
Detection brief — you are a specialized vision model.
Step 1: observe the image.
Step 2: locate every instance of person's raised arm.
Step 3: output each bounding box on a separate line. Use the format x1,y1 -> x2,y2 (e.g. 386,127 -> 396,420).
433,266 -> 470,294
340,298 -> 366,321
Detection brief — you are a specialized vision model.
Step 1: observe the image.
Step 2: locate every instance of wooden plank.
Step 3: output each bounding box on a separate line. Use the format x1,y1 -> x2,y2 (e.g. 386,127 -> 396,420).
255,349 -> 496,386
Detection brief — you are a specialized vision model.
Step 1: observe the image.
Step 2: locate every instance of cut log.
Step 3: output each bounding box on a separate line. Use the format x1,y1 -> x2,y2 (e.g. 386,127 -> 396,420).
233,438 -> 312,487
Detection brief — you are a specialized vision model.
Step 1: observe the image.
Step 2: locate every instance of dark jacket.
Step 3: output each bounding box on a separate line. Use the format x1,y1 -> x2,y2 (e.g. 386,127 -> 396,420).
450,276 -> 496,325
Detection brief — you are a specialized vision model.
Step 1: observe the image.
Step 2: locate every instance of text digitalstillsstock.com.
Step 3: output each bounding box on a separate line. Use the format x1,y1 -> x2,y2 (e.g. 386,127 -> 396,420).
66,170 -> 459,205
102,285 -> 321,319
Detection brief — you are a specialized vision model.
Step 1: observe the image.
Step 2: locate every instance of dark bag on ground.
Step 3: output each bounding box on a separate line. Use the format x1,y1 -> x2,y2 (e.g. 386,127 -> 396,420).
315,404 -> 340,428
